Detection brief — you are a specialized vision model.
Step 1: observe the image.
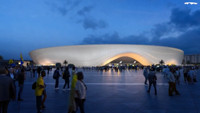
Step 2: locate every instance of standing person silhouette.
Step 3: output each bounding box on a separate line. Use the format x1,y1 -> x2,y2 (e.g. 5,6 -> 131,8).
35,70 -> 46,113
68,66 -> 77,113
17,68 -> 25,101
53,67 -> 60,90
147,67 -> 157,95
143,68 -> 148,85
0,67 -> 16,113
63,66 -> 70,91
74,72 -> 87,113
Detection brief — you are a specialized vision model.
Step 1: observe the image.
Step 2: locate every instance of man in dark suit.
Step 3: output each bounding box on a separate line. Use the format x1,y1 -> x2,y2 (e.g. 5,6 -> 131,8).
0,66 -> 16,113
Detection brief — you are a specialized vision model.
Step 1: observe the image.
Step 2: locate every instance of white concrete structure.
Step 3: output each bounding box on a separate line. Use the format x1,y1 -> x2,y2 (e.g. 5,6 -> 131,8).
29,44 -> 184,66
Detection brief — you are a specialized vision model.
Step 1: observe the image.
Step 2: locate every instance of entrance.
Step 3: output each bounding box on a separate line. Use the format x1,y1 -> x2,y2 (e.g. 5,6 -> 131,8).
105,56 -> 142,67
101,53 -> 152,66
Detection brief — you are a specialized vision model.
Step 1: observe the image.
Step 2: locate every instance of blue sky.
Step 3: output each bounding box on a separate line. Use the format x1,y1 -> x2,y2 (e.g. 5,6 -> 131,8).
0,0 -> 200,60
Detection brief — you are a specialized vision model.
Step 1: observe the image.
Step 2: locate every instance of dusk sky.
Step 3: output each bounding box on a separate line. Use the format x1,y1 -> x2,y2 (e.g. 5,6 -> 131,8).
0,0 -> 200,60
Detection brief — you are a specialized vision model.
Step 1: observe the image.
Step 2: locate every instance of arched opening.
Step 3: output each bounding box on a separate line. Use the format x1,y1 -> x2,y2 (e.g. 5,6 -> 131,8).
105,56 -> 142,66
101,53 -> 152,66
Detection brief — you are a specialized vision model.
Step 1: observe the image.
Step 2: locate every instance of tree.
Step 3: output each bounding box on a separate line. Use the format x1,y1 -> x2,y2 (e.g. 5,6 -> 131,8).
63,60 -> 68,67
0,55 -> 3,60
159,59 -> 164,65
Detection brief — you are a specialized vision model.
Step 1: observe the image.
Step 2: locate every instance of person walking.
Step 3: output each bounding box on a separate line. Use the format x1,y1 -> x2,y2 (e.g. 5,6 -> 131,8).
47,67 -> 50,75
183,67 -> 189,83
37,67 -> 42,78
175,68 -> 180,85
74,72 -> 87,113
143,67 -> 148,85
68,66 -> 77,113
179,67 -> 184,83
35,70 -> 46,113
17,68 -> 25,101
63,67 -> 70,91
167,68 -> 180,96
0,67 -> 16,113
147,67 -> 157,95
53,67 -> 61,90
188,68 -> 195,84
41,71 -> 47,109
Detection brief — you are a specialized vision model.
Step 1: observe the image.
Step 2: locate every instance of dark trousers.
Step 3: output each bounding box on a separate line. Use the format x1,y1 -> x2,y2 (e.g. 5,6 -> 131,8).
13,81 -> 16,98
75,98 -> 85,113
42,90 -> 47,106
36,96 -> 42,113
55,78 -> 59,88
63,79 -> 69,89
144,77 -> 148,84
18,84 -> 23,99
175,76 -> 180,84
168,82 -> 179,96
148,82 -> 157,94
0,101 -> 9,113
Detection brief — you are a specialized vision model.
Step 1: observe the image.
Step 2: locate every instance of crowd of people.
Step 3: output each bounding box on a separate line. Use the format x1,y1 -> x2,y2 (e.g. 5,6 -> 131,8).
0,64 -> 199,113
0,65 -> 87,113
143,65 -> 199,96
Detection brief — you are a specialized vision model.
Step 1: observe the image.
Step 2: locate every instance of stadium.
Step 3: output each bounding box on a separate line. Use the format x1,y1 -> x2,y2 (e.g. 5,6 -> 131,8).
29,44 -> 184,66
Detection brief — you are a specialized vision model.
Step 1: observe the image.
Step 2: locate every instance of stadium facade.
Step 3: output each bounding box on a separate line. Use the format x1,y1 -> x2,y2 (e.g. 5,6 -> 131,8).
29,44 -> 184,66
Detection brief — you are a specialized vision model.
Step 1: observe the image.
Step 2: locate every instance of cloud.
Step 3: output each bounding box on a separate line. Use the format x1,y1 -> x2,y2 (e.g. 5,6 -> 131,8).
82,32 -> 120,44
77,6 -> 108,30
170,8 -> 200,29
82,18 -> 108,30
157,27 -> 200,51
77,6 -> 93,16
46,0 -> 81,16
81,8 -> 200,54
82,32 -> 149,44
47,1 -> 108,30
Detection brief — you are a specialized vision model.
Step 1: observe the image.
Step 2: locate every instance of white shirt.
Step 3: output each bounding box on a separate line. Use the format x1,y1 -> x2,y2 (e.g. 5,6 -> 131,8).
75,80 -> 86,99
167,72 -> 175,82
179,69 -> 184,77
188,70 -> 194,78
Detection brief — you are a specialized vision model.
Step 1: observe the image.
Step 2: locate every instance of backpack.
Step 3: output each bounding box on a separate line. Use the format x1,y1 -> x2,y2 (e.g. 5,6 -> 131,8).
32,82 -> 36,90
148,72 -> 157,83
53,70 -> 59,79
62,70 -> 70,79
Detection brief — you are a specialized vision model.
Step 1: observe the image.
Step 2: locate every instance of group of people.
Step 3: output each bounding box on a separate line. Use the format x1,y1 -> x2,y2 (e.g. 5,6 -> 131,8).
0,65 -> 87,113
163,66 -> 199,84
0,66 -> 23,113
144,66 -> 199,96
52,67 -> 71,90
34,66 -> 87,113
4,66 -> 26,101
1,64 -> 199,113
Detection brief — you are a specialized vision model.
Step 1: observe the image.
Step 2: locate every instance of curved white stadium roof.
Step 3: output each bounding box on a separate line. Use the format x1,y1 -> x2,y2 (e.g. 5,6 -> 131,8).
29,44 -> 184,66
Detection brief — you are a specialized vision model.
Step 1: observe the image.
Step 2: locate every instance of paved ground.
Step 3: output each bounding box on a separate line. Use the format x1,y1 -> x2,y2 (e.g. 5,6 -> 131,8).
8,68 -> 200,113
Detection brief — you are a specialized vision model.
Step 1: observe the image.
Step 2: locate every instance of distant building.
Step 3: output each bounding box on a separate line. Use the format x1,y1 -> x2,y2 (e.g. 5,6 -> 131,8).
29,44 -> 184,66
184,54 -> 200,64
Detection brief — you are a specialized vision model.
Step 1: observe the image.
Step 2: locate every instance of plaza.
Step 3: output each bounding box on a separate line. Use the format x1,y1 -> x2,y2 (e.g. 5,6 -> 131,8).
7,68 -> 200,113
